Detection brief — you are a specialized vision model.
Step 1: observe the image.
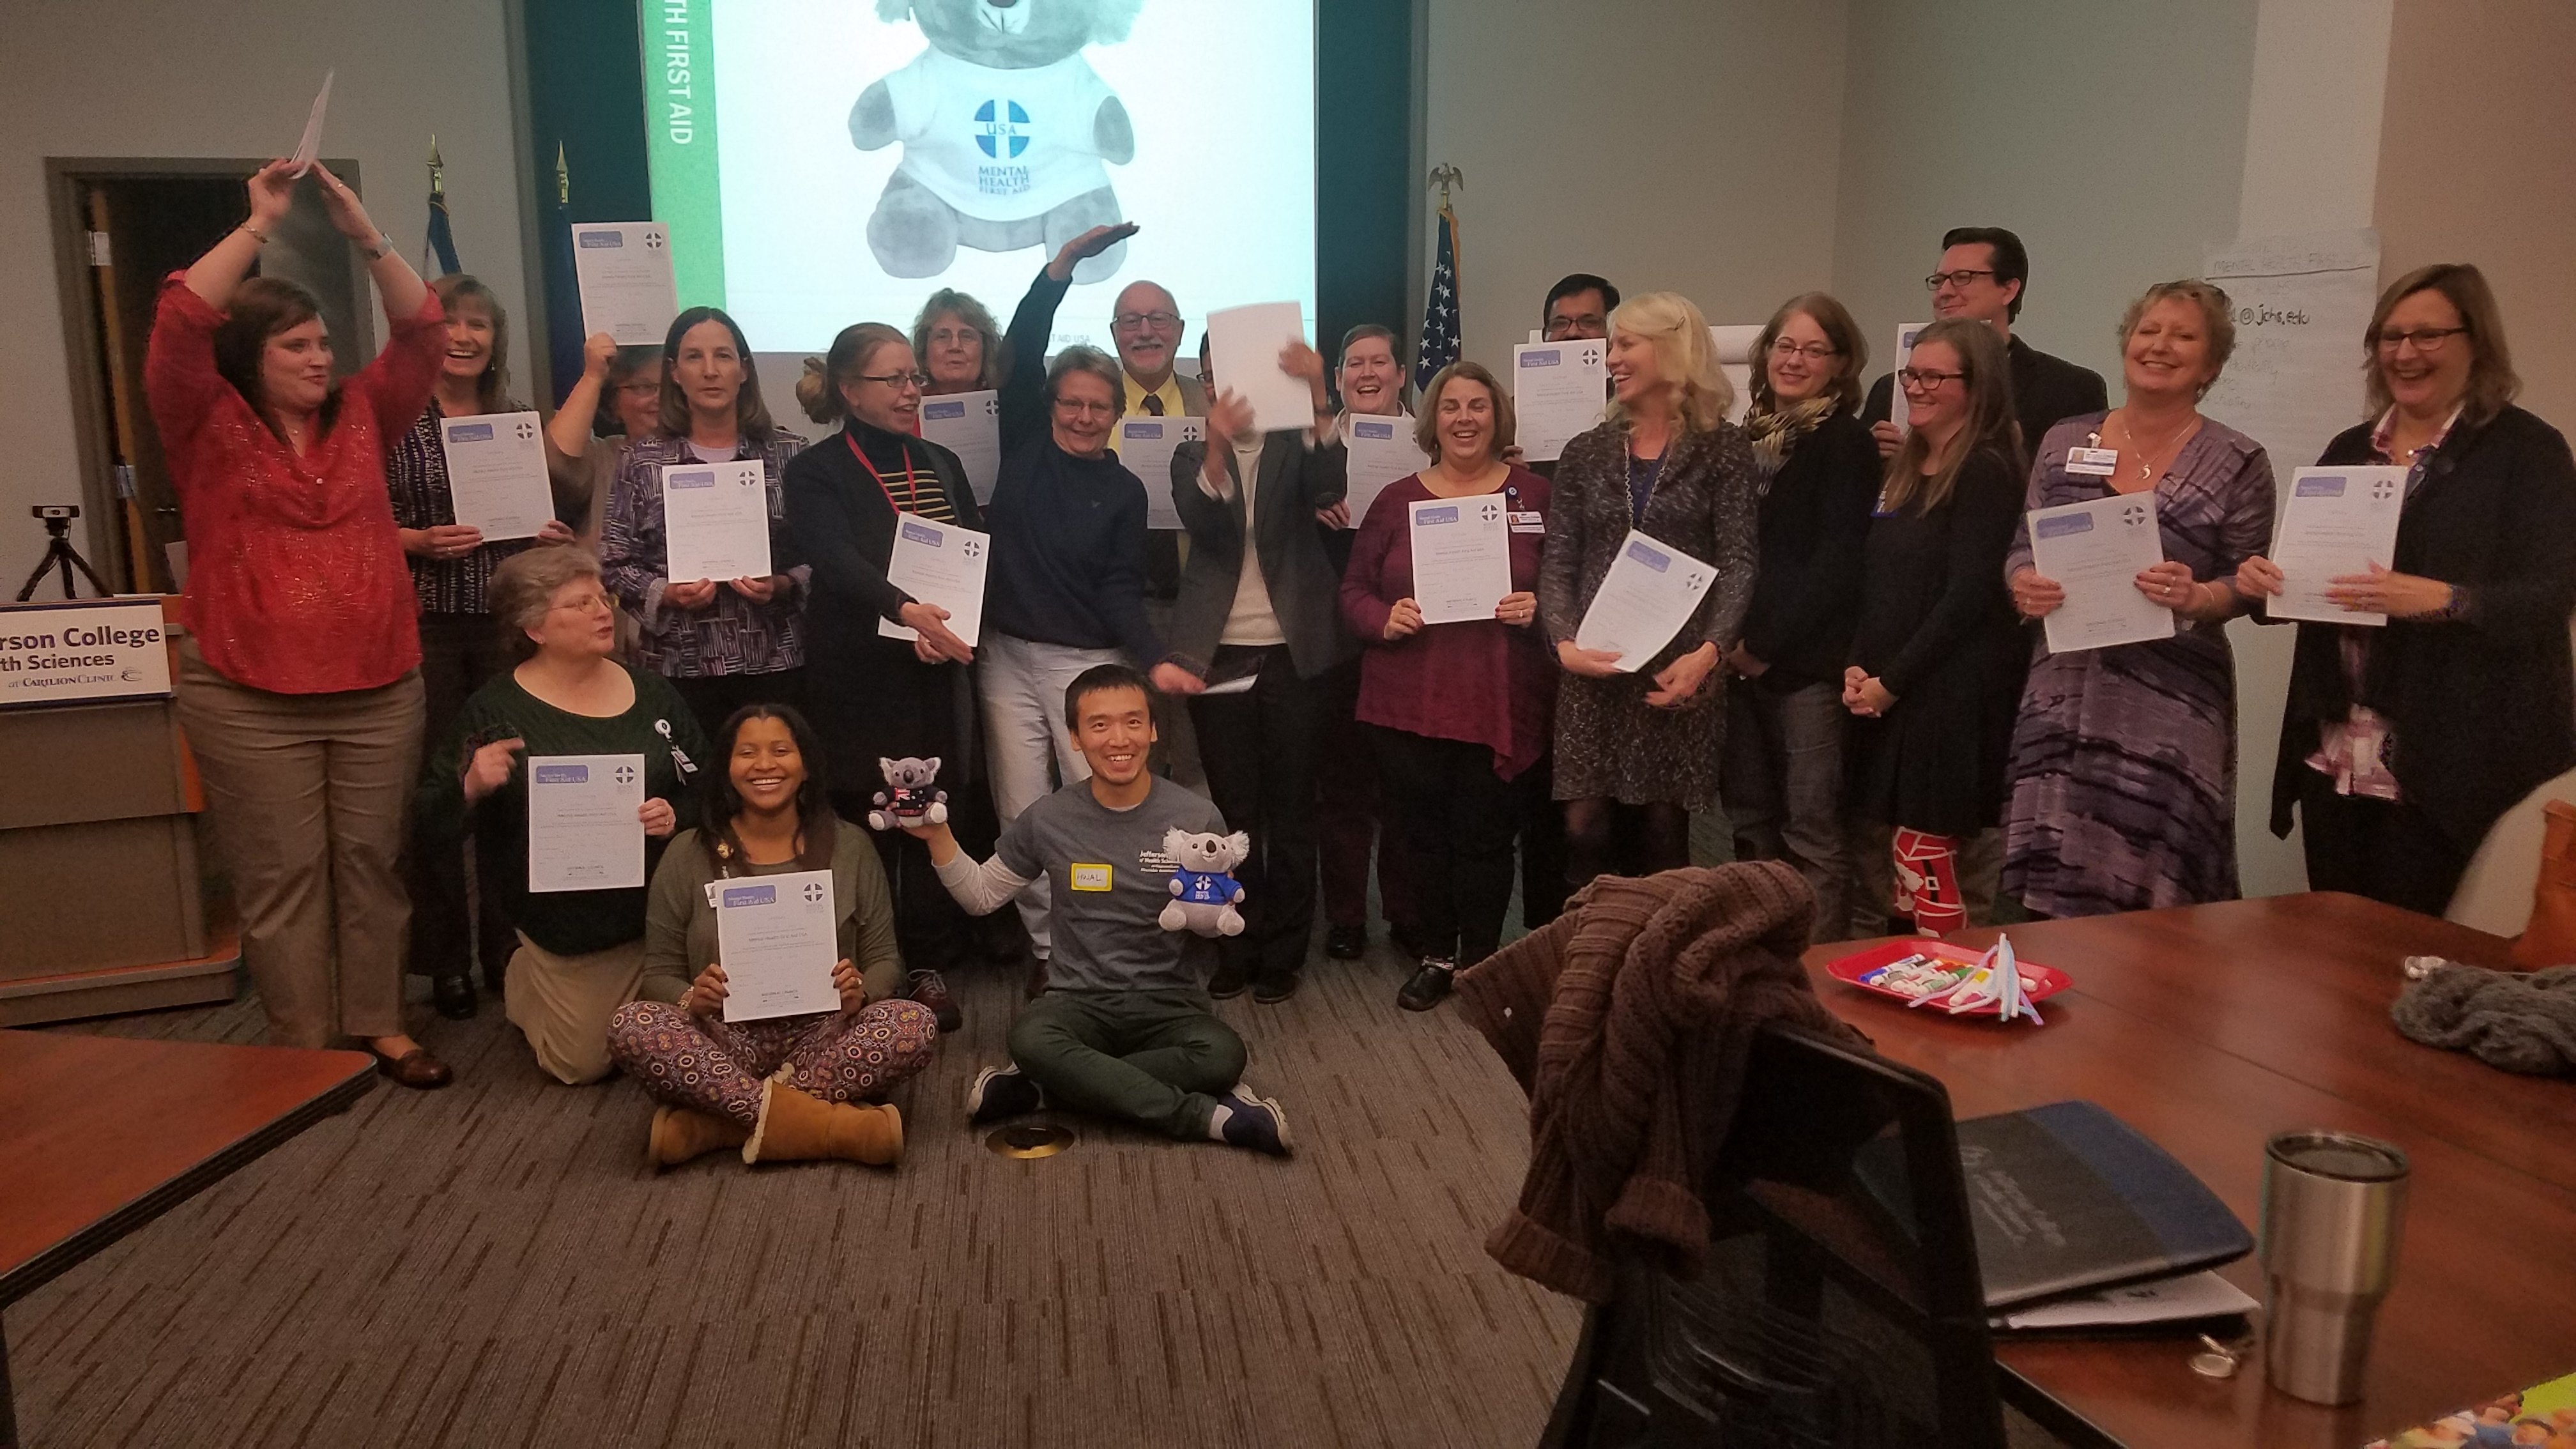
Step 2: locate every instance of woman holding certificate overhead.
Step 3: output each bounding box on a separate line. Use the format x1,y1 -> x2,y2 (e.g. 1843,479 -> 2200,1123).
1537,292 -> 1756,889
2234,263 -> 2576,914
606,705 -> 937,1169
600,306 -> 809,744
1340,361 -> 1552,1009
1839,320 -> 2025,935
781,322 -> 985,1031
418,548 -> 708,1085
2000,281 -> 2273,919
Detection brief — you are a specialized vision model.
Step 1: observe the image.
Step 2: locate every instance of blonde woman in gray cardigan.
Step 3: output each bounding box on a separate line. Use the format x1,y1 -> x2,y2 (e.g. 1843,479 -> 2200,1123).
1536,292 -> 1758,889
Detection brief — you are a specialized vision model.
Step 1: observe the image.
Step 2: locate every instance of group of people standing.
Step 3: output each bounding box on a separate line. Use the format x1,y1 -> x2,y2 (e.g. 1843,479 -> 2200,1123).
144,158 -> 2575,1167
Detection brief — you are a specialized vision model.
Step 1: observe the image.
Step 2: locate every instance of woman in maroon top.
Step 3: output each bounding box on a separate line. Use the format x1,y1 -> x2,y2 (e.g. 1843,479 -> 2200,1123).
143,159 -> 453,1086
1340,362 -> 1554,1009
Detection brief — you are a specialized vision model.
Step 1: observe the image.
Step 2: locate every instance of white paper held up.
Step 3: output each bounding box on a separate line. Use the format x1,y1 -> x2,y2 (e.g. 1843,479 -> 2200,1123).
1573,530 -> 1717,671
2025,494 -> 2175,654
919,390 -> 1001,505
438,411 -> 554,541
526,755 -> 647,893
289,70 -> 335,176
1511,341 -> 1608,464
716,870 -> 842,1023
2267,466 -> 2406,625
660,461 -> 773,583
1205,303 -> 1315,434
877,517 -> 990,647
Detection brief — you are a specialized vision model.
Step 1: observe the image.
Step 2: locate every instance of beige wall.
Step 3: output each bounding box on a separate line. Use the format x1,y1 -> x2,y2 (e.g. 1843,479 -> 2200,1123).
1421,0 -> 1850,371
2374,0 -> 2576,426
0,0 -> 530,576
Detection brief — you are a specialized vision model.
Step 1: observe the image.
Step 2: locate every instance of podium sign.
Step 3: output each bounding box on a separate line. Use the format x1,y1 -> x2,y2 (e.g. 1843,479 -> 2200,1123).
0,599 -> 174,709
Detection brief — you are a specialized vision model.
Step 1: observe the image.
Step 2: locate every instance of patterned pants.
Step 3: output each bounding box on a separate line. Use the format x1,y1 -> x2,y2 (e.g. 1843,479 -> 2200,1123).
605,999 -> 939,1126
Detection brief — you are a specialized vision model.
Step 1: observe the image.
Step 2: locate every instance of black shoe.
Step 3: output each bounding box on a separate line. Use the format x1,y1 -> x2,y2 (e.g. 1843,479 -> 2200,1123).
1208,961 -> 1250,999
431,973 -> 477,1020
1252,972 -> 1300,1005
908,969 -> 962,1032
1324,924 -> 1366,960
1215,1085 -> 1293,1155
1397,958 -> 1457,1013
966,1065 -> 1045,1124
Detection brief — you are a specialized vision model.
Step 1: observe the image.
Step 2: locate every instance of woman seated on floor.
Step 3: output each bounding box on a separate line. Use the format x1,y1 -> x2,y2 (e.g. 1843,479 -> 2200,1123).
607,705 -> 940,1169
418,546 -> 705,1085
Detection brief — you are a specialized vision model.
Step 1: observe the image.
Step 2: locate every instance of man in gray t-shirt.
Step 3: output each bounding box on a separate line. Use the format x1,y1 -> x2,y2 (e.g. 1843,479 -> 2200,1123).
910,664 -> 1291,1154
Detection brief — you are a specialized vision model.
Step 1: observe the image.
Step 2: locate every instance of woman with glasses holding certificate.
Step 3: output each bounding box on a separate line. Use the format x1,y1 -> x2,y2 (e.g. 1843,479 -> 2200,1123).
2234,264 -> 2576,913
1340,362 -> 1552,1009
781,322 -> 985,1031
417,548 -> 707,1085
1537,292 -> 1756,891
1999,282 -> 2273,920
600,307 -> 809,745
607,705 -> 937,1170
1840,320 -> 2025,935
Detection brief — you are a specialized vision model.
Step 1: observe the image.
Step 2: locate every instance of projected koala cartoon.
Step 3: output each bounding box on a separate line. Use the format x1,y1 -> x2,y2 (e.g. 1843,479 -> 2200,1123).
849,0 -> 1141,283
1158,827 -> 1249,937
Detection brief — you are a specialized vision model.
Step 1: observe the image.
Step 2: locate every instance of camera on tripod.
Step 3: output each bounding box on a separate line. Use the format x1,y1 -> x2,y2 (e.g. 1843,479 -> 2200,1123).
19,502 -> 111,602
31,505 -> 77,521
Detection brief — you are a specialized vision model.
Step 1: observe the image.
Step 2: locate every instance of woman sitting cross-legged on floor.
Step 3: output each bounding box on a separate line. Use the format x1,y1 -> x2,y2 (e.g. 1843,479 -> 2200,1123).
607,704 -> 940,1169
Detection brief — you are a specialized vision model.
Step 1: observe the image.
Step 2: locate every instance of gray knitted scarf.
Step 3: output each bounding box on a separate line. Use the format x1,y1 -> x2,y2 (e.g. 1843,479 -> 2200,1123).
2389,963 -> 2576,1077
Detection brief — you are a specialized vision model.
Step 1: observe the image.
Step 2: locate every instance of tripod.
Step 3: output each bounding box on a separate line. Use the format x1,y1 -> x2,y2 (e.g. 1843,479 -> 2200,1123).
16,509 -> 113,602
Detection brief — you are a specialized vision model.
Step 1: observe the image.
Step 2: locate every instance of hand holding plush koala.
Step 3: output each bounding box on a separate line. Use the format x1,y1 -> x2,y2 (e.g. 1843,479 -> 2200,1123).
850,0 -> 1142,282
1157,826 -> 1249,937
866,756 -> 951,831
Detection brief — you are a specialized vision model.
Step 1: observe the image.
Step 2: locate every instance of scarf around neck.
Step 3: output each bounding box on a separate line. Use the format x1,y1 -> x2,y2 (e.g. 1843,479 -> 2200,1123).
1742,394 -> 1840,486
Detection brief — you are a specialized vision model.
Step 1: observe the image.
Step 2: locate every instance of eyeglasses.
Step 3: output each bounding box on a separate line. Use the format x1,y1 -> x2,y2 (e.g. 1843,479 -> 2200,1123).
1112,310 -> 1180,331
548,592 -> 614,615
1924,268 -> 1997,291
615,381 -> 663,397
2373,326 -> 2467,352
1053,397 -> 1116,418
1767,339 -> 1839,361
859,371 -> 930,390
1896,367 -> 1964,391
925,326 -> 981,346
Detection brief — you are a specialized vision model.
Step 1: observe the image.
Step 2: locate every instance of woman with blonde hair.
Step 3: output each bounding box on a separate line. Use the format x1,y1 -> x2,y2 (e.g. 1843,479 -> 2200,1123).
2004,280 -> 2275,918
1841,319 -> 2026,933
1536,291 -> 1758,887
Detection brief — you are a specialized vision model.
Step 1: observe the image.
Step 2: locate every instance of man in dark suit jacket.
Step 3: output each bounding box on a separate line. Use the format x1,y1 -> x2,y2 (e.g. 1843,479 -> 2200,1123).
1161,335 -> 1350,1002
1859,226 -> 2108,469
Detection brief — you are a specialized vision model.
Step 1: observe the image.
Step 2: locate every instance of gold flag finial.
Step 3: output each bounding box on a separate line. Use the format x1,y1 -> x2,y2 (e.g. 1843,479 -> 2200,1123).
427,135 -> 445,197
554,142 -> 570,208
1427,164 -> 1464,208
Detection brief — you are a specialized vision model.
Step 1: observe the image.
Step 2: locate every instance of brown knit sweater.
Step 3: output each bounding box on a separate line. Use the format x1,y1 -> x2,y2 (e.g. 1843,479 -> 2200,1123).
1453,861 -> 1868,1303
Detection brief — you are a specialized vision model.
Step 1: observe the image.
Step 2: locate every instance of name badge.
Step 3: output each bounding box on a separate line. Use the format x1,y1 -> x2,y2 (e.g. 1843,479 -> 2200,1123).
1070,862 -> 1113,892
2066,447 -> 2120,477
1508,510 -> 1545,533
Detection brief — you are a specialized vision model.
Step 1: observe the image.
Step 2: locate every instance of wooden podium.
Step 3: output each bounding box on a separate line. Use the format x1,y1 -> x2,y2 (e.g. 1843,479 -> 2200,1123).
0,597 -> 236,1025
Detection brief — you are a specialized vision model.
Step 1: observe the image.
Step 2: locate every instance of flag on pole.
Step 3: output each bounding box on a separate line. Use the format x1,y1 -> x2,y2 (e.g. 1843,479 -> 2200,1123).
1414,203 -> 1461,392
546,142 -> 587,406
422,137 -> 461,277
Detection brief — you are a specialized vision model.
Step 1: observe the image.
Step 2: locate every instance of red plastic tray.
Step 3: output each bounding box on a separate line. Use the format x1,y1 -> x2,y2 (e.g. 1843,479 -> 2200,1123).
1822,939 -> 2071,1016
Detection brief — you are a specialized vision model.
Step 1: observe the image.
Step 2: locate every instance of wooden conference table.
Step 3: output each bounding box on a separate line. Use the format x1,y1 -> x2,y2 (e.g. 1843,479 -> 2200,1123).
1801,892 -> 2576,1449
0,1031 -> 374,1449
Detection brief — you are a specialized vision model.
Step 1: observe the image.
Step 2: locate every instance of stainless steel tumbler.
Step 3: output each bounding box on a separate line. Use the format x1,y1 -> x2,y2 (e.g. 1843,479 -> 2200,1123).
2260,1130 -> 2411,1405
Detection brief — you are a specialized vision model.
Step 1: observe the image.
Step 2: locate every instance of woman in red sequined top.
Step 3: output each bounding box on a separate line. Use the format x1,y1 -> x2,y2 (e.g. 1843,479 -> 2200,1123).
143,158 -> 455,1087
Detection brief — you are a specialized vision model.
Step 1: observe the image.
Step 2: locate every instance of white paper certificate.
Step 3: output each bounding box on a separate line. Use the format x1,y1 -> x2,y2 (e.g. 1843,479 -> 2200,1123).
661,461 -> 772,583
1890,321 -> 1931,438
438,411 -> 554,541
1116,417 -> 1204,530
526,755 -> 645,894
919,390 -> 1001,505
1206,302 -> 1315,433
1574,530 -> 1719,672
716,870 -> 841,1023
2270,466 -> 2407,625
571,223 -> 679,346
1512,341 -> 1608,463
288,69 -> 334,176
877,516 -> 990,647
1408,495 -> 1513,625
1344,416 -> 1429,526
2025,494 -> 2175,654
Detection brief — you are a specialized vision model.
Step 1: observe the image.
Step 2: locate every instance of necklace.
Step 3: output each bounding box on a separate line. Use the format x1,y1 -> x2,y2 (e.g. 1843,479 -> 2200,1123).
2115,408 -> 2196,484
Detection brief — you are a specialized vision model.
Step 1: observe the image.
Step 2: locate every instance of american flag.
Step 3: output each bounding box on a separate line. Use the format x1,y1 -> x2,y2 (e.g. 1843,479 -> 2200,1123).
1414,204 -> 1460,392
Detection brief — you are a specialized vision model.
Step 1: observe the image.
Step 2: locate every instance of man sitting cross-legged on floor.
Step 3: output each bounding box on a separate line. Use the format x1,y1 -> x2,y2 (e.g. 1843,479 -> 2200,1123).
904,663 -> 1292,1155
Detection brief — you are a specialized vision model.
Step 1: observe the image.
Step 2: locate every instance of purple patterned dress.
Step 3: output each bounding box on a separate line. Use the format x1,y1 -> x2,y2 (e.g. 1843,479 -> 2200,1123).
2001,415 -> 2276,917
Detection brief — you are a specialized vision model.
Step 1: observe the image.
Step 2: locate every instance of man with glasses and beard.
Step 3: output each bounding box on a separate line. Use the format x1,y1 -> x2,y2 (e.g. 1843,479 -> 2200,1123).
1859,226 -> 2106,462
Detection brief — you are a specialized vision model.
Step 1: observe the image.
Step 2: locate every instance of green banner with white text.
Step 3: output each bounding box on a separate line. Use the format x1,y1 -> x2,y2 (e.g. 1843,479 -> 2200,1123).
638,0 -> 724,308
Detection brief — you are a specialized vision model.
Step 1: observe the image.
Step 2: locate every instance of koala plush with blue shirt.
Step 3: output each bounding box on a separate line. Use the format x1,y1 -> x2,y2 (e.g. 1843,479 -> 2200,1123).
849,0 -> 1140,282
1158,827 -> 1249,937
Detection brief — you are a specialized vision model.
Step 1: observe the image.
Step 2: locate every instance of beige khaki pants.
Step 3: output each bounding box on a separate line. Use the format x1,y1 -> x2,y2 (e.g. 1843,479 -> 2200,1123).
504,932 -> 648,1084
175,640 -> 424,1048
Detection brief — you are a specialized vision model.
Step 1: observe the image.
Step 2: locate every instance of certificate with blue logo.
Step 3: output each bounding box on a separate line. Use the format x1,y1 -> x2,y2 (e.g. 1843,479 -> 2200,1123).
1407,494 -> 1513,625
2025,494 -> 2175,653
526,754 -> 647,893
715,870 -> 840,1023
876,516 -> 990,647
660,460 -> 773,583
570,222 -> 677,346
1574,530 -> 1717,672
1510,341 -> 1607,463
2270,466 -> 2406,626
438,410 -> 552,540
919,390 -> 1001,504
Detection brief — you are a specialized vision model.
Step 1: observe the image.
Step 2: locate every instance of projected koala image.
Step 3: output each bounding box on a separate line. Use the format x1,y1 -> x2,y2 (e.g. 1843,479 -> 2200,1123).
850,0 -> 1142,283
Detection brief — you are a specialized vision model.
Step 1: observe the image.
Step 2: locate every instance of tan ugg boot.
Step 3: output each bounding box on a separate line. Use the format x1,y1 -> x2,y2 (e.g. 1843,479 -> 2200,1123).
742,1080 -> 903,1166
647,1106 -> 750,1169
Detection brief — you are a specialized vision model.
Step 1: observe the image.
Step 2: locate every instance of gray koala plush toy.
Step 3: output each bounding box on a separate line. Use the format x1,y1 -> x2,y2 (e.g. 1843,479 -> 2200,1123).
1158,827 -> 1250,937
849,0 -> 1142,282
866,756 -> 950,831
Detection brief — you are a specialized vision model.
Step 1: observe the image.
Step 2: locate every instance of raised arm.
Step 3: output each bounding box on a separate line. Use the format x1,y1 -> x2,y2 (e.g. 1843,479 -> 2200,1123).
183,160 -> 298,310
548,334 -> 620,466
310,165 -> 427,323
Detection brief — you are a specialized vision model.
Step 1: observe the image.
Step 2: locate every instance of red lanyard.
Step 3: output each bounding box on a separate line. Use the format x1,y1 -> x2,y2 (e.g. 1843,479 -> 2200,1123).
846,429 -> 924,514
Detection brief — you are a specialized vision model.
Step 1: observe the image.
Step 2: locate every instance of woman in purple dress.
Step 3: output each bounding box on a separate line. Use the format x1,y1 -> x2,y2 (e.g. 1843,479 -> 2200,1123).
2000,280 -> 2276,917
